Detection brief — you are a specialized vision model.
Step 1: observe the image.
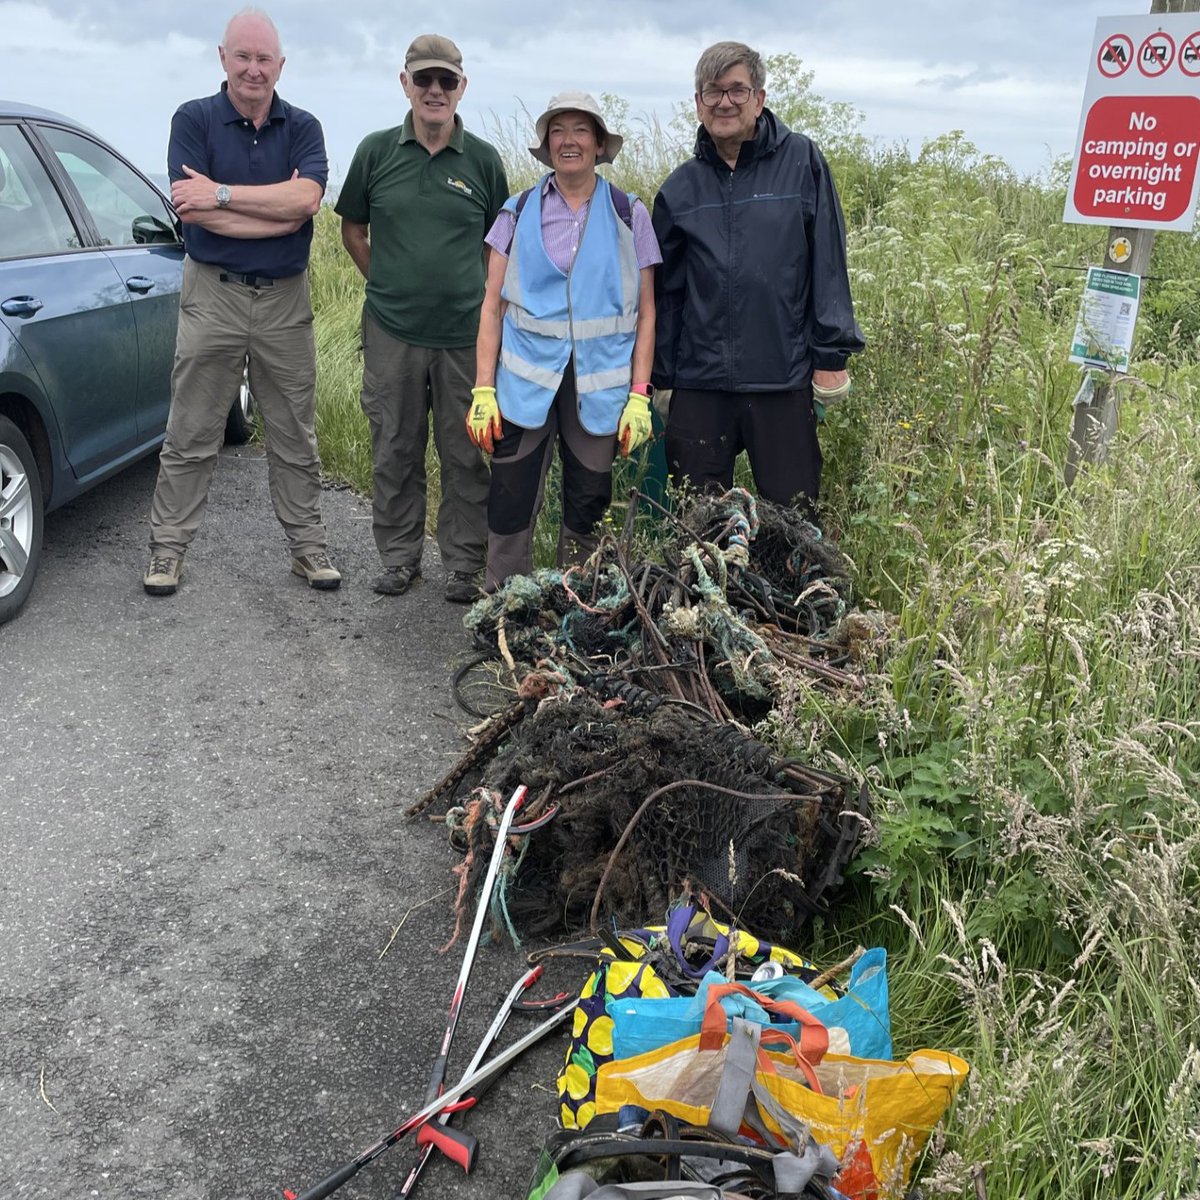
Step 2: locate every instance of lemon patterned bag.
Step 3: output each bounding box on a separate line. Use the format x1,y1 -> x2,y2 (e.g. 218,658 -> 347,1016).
557,937 -> 674,1129
554,905 -> 830,1130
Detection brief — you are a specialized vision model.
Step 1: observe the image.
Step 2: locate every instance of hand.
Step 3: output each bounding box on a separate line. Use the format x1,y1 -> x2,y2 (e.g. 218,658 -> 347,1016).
171,167 -> 299,214
466,386 -> 503,454
811,368 -> 850,405
171,165 -> 218,214
813,399 -> 827,423
617,391 -> 652,457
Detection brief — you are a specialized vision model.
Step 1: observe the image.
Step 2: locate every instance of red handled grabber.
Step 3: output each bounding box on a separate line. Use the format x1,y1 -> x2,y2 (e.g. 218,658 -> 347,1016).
392,963 -> 570,1198
411,785 -> 528,1172
284,785 -> 534,1200
283,997 -> 577,1200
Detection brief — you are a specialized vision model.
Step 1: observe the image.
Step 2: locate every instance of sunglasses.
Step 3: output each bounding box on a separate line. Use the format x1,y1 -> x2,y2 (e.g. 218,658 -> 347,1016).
412,71 -> 461,91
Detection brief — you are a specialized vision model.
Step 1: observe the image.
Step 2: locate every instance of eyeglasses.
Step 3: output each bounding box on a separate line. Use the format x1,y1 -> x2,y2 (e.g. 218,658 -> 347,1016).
699,84 -> 755,106
412,71 -> 460,91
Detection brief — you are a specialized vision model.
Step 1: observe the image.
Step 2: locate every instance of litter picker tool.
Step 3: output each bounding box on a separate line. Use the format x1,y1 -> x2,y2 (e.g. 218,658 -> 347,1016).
413,784 -> 528,1173
283,998 -> 577,1200
284,784 -> 530,1200
390,963 -> 569,1198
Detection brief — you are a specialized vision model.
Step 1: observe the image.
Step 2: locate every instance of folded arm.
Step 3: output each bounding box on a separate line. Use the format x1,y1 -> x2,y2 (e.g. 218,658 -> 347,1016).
172,165 -> 322,223
178,209 -> 304,238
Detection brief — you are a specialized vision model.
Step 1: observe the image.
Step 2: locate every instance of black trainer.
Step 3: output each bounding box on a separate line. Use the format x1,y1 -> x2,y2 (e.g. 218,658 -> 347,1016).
374,564 -> 421,595
445,570 -> 482,604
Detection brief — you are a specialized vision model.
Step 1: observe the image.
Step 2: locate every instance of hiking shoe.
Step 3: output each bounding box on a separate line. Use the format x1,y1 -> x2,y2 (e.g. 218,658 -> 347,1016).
445,570 -> 482,604
143,553 -> 183,596
373,564 -> 420,595
291,551 -> 342,590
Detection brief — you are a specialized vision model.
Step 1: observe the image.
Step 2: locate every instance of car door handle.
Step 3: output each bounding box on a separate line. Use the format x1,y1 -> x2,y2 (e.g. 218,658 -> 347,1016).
125,276 -> 155,294
1,296 -> 44,317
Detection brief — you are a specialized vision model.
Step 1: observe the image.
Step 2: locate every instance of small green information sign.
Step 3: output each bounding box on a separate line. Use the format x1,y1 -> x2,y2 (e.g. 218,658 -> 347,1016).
1069,267 -> 1142,371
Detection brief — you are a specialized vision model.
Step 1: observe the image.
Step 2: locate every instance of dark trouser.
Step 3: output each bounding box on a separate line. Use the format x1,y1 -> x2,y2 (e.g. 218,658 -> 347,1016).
486,360 -> 615,590
358,312 -> 488,574
665,386 -> 822,518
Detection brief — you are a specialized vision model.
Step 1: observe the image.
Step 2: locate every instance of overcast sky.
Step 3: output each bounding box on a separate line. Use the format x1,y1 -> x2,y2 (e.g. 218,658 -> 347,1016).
0,0 -> 1153,183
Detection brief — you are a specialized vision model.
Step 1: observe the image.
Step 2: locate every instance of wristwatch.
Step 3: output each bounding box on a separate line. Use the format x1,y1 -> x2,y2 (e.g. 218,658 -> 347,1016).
215,185 -> 232,208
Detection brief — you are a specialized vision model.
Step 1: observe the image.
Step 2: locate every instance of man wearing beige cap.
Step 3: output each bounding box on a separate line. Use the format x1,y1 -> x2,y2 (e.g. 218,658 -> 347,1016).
336,34 -> 507,601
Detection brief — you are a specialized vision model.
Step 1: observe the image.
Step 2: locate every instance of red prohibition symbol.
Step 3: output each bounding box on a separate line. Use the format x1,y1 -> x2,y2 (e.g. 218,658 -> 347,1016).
1180,31 -> 1200,77
1137,31 -> 1176,77
1098,33 -> 1134,77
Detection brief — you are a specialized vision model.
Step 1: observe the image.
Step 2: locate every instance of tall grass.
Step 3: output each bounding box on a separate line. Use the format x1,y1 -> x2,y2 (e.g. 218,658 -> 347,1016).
308,57 -> 1200,1198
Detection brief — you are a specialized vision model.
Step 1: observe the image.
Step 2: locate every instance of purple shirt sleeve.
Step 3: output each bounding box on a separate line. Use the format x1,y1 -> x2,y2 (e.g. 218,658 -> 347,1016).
630,198 -> 661,270
485,208 -> 516,257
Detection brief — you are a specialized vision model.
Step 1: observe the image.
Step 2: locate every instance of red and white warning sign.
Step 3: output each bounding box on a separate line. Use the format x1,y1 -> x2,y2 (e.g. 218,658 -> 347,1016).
1066,14 -> 1200,231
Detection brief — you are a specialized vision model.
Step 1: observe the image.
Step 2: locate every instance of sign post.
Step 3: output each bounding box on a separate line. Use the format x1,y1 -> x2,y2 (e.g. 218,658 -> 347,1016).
1063,2 -> 1200,483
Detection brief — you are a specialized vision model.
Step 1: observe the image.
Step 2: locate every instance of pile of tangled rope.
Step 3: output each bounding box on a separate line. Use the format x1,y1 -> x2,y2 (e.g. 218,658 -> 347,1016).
411,489 -> 887,944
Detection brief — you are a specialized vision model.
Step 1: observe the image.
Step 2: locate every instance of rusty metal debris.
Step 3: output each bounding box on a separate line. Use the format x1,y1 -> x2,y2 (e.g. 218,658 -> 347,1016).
412,488 -> 879,943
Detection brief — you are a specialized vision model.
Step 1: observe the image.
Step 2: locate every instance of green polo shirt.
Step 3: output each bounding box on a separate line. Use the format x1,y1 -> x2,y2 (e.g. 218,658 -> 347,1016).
335,114 -> 508,348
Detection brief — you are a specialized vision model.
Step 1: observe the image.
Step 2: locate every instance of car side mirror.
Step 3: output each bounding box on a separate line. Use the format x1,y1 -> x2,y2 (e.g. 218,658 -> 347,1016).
131,214 -> 178,245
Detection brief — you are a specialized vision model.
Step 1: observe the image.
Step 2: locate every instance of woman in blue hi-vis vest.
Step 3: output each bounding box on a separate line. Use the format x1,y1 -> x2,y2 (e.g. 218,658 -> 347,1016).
467,90 -> 661,590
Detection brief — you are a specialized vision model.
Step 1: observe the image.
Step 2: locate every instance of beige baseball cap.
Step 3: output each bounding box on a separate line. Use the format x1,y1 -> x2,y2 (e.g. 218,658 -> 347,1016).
405,33 -> 464,77
528,91 -> 624,166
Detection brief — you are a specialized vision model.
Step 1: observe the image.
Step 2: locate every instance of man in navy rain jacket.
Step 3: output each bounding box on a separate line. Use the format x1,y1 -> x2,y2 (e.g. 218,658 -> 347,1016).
652,40 -> 865,519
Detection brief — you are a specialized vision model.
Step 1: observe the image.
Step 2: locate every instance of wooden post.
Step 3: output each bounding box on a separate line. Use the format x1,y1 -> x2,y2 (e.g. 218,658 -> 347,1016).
1065,0 -> 1200,485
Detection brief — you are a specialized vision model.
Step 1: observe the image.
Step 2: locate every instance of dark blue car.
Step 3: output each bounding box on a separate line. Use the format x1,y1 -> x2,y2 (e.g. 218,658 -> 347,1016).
0,102 -> 252,625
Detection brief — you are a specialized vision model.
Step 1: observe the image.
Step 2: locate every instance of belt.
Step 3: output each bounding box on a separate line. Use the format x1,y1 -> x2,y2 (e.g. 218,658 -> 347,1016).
218,271 -> 275,287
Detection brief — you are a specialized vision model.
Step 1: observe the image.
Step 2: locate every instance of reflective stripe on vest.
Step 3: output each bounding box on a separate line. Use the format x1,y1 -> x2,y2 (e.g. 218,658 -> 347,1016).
496,174 -> 639,434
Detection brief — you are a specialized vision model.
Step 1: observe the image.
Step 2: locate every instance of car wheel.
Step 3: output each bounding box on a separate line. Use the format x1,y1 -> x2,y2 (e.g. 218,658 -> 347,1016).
224,360 -> 256,445
0,415 -> 45,626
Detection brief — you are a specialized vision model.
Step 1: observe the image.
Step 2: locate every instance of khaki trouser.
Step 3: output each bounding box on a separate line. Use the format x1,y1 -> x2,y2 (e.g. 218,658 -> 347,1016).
149,258 -> 327,557
358,311 -> 489,574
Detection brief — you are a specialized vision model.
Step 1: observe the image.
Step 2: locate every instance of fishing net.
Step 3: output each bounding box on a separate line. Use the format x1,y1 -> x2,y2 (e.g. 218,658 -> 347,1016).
417,488 -> 881,944
466,688 -> 865,942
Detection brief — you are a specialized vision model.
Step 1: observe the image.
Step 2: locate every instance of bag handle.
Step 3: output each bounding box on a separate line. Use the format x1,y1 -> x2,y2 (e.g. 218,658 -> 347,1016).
757,1026 -> 823,1093
666,905 -> 729,979
699,981 -> 828,1091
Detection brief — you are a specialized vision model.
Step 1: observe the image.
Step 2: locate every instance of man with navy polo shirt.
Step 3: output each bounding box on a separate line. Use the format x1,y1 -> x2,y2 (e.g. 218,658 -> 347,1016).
143,8 -> 340,595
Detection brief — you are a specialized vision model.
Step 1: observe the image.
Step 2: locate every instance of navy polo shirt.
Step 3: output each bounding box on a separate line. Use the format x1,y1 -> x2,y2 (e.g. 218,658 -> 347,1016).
167,83 -> 328,278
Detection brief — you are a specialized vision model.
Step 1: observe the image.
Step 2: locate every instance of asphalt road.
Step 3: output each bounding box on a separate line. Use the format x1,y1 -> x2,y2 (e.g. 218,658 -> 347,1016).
0,447 -> 573,1200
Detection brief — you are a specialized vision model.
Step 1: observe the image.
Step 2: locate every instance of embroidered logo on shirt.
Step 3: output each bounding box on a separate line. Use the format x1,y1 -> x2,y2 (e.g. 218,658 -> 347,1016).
446,177 -> 474,196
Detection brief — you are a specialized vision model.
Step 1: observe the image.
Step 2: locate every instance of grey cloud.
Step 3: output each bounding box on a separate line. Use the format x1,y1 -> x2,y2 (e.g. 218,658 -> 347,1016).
915,67 -> 1007,91
34,0 -> 1139,96
37,0 -> 1135,76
